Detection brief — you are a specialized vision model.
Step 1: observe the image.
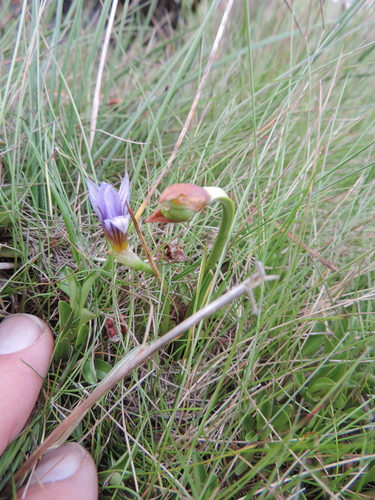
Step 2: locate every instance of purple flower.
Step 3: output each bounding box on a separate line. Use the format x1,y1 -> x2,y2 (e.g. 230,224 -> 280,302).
87,173 -> 130,252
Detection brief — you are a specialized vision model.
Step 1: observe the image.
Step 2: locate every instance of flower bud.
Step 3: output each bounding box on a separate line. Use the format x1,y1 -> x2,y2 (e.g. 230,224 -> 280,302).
146,183 -> 210,223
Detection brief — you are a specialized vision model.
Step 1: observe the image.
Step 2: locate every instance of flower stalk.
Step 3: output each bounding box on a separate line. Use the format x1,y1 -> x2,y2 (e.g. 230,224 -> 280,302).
109,248 -> 154,274
199,187 -> 234,275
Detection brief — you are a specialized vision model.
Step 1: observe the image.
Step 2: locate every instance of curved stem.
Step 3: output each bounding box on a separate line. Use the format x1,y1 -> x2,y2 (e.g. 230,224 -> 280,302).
202,187 -> 235,275
182,187 -> 235,329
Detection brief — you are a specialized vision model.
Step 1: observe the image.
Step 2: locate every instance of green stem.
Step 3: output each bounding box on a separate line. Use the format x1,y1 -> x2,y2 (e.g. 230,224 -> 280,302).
166,186 -> 234,359
202,187 -> 235,276
183,187 -> 234,335
110,248 -> 155,275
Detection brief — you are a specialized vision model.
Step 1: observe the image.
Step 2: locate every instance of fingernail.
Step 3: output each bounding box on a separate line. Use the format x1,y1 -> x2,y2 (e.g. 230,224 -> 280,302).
0,314 -> 45,354
29,444 -> 87,484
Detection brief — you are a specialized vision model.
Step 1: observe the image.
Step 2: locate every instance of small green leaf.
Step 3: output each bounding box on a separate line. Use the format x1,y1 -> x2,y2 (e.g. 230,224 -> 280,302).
311,322 -> 327,334
0,211 -> 11,227
82,359 -> 96,384
0,247 -> 19,258
308,377 -> 336,398
75,324 -> 90,348
355,373 -> 375,388
93,359 -> 111,380
301,334 -> 325,357
108,450 -> 137,471
78,308 -> 96,328
245,431 -> 255,442
72,421 -> 83,441
257,398 -> 272,438
331,317 -> 346,340
105,469 -> 131,484
56,279 -> 70,296
324,334 -> 339,353
242,414 -> 255,433
256,398 -> 271,430
333,393 -> 347,409
235,450 -> 253,476
160,298 -> 171,336
109,471 -> 125,487
356,464 -> 375,489
192,453 -> 207,489
58,267 -> 79,306
342,407 -> 367,420
53,337 -> 71,362
325,364 -> 346,383
272,404 -> 293,431
304,411 -> 320,428
275,379 -> 294,402
205,475 -> 219,497
83,358 -> 111,384
235,460 -> 248,476
293,371 -> 305,389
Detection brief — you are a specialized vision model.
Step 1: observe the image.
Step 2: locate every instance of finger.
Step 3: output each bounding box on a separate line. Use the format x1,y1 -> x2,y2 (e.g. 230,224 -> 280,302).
0,314 -> 54,454
16,443 -> 98,500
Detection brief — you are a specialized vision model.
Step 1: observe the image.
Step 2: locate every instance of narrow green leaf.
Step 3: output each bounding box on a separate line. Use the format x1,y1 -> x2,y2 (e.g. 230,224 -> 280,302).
79,271 -> 98,310
58,301 -> 75,336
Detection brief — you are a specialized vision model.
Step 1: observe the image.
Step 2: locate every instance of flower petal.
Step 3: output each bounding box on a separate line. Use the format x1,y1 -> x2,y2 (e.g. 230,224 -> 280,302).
86,178 -> 104,223
119,171 -> 130,212
103,217 -> 129,251
99,183 -> 123,220
108,215 -> 130,235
